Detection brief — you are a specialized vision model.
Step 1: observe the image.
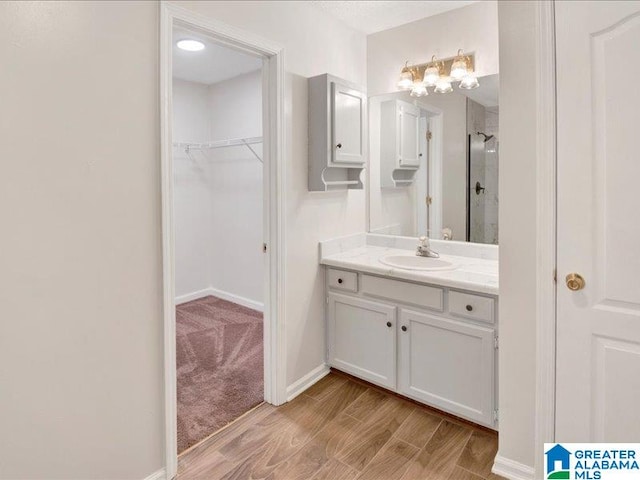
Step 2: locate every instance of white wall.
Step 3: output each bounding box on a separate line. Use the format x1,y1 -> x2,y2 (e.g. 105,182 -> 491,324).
0,1 -> 163,478
207,70 -> 263,305
173,72 -> 263,307
367,1 -> 499,97
497,0 -> 538,471
174,1 -> 367,388
173,79 -> 212,298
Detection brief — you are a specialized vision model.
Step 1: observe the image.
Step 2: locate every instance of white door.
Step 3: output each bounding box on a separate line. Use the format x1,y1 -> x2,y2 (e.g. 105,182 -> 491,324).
398,102 -> 420,168
327,293 -> 396,389
398,309 -> 495,427
331,81 -> 365,165
556,0 -> 640,442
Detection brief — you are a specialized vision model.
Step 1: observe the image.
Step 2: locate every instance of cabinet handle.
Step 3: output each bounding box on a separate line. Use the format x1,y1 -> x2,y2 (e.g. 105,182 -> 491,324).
336,143 -> 342,149
337,278 -> 343,284
401,325 -> 407,332
386,321 -> 392,328
466,304 -> 473,312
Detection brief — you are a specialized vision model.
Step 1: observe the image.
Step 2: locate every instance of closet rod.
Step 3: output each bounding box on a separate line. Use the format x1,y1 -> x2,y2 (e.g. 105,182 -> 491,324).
173,136 -> 263,162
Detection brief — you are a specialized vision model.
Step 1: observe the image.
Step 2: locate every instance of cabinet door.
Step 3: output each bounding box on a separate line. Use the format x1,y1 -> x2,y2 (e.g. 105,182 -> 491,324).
398,309 -> 495,426
328,293 -> 396,389
398,102 -> 420,167
331,82 -> 365,165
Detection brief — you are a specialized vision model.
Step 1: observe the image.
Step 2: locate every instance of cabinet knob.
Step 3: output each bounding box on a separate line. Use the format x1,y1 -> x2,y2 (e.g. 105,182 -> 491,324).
337,278 -> 343,284
466,305 -> 473,312
336,143 -> 342,149
386,321 -> 392,328
401,325 -> 407,332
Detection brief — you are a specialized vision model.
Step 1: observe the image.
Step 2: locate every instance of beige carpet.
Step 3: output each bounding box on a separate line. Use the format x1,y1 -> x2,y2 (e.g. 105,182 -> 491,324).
176,295 -> 263,453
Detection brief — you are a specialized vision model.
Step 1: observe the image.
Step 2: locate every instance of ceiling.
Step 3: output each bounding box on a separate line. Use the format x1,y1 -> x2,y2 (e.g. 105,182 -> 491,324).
172,27 -> 262,85
310,1 -> 477,35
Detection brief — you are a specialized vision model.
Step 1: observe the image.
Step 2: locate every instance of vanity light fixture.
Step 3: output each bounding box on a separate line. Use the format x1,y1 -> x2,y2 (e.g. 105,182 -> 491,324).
177,39 -> 205,51
397,49 -> 479,94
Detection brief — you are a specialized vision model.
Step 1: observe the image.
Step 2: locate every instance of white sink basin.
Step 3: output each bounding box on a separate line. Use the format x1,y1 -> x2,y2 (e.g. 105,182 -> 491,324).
379,254 -> 456,271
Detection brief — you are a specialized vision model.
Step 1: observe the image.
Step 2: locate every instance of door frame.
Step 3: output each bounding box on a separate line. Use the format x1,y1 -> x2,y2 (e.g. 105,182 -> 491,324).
160,2 -> 287,478
533,0 -> 557,477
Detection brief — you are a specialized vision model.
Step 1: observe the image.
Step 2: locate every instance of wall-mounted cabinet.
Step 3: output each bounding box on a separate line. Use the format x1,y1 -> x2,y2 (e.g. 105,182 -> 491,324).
380,99 -> 421,188
309,74 -> 366,191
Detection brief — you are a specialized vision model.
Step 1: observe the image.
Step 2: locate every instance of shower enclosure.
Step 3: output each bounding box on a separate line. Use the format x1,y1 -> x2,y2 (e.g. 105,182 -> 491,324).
467,105 -> 499,244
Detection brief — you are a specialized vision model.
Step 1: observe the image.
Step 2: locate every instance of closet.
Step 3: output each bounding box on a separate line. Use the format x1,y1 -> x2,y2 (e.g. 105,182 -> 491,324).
172,28 -> 264,454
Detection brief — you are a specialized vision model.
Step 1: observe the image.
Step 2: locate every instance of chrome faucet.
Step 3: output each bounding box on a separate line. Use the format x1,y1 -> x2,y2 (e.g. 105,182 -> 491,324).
416,235 -> 439,258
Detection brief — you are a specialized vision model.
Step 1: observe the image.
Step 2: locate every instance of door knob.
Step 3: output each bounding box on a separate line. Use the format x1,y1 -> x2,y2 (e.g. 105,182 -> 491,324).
336,143 -> 342,149
565,273 -> 585,291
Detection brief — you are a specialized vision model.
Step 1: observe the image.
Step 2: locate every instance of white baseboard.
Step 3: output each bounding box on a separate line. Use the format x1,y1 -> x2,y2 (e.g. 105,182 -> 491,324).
286,364 -> 331,401
175,288 -> 215,305
492,454 -> 535,480
143,467 -> 166,480
175,287 -> 264,313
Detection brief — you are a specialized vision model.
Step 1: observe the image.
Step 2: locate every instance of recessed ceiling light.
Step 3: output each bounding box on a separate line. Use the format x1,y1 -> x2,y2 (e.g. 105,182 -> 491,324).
176,39 -> 205,52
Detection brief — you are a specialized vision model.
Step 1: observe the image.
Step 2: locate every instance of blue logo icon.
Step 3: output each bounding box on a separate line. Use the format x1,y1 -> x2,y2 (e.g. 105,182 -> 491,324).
546,444 -> 572,479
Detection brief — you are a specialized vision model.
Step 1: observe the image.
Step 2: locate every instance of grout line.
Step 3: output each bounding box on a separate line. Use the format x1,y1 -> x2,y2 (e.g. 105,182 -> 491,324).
457,465 -> 487,479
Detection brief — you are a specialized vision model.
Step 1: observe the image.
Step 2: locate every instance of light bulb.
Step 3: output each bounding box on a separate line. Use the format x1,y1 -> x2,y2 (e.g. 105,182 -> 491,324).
450,59 -> 468,81
410,84 -> 428,97
459,75 -> 479,90
423,66 -> 440,87
397,69 -> 413,91
434,78 -> 453,93
177,39 -> 205,51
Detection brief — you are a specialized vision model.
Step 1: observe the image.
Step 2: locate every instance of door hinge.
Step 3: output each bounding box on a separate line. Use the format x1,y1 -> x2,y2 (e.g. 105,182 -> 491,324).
326,296 -> 329,304
553,268 -> 557,283
493,409 -> 499,423
426,130 -> 432,141
263,243 -> 267,253
426,195 -> 433,206
494,335 -> 499,350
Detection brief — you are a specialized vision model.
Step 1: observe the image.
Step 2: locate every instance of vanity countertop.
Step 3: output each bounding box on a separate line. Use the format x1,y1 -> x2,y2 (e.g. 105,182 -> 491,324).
320,244 -> 499,296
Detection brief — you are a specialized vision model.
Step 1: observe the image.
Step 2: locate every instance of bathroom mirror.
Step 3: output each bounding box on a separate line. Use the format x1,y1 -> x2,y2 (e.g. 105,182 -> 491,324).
368,74 -> 499,244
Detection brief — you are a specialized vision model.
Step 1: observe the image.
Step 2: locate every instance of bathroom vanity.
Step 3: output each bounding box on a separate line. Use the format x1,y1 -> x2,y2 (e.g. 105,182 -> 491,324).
320,234 -> 499,429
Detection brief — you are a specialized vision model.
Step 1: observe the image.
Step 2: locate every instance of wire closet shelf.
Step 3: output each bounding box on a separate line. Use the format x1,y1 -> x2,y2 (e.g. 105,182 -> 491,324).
173,136 -> 263,163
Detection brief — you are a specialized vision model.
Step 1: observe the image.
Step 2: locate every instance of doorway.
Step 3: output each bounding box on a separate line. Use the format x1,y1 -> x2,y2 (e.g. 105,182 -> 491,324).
160,4 -> 286,478
171,25 -> 265,453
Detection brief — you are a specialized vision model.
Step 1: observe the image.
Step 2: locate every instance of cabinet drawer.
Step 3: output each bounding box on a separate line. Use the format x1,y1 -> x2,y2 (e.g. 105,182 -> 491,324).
361,275 -> 443,312
449,291 -> 495,324
328,268 -> 358,292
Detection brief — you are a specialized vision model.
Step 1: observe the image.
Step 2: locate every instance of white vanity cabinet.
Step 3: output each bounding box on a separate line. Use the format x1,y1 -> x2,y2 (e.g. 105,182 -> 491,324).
325,267 -> 498,429
380,99 -> 421,188
327,293 -> 397,389
309,74 -> 367,191
398,309 -> 495,426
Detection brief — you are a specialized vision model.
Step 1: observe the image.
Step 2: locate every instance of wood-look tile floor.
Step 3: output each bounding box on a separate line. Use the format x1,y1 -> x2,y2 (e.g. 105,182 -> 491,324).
178,372 -> 505,480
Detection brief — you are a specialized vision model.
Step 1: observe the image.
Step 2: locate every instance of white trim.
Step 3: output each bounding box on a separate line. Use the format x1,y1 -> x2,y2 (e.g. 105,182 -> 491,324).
286,364 -> 331,401
175,287 -> 264,313
492,455 -> 536,480
142,468 -> 167,480
160,3 -> 286,479
534,1 -> 557,479
174,288 -> 214,305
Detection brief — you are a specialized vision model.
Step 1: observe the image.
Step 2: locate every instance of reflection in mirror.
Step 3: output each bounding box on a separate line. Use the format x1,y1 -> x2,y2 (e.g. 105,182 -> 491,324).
368,74 -> 499,245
